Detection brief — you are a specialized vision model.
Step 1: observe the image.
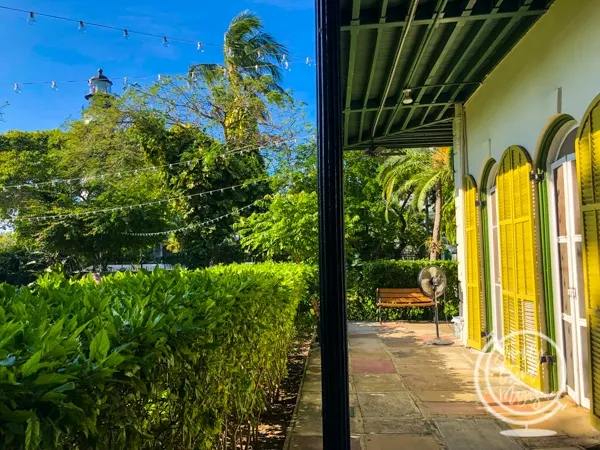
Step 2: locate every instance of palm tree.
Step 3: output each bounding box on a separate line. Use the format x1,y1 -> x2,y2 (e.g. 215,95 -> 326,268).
190,11 -> 287,88
379,147 -> 454,260
188,11 -> 289,145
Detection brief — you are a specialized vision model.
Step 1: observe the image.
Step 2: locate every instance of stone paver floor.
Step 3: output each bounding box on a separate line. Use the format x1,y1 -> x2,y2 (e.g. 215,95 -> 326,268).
285,322 -> 600,449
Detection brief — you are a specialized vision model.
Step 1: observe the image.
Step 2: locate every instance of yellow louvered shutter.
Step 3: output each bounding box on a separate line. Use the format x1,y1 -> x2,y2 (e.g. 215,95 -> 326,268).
576,98 -> 600,424
497,146 -> 542,390
464,175 -> 485,350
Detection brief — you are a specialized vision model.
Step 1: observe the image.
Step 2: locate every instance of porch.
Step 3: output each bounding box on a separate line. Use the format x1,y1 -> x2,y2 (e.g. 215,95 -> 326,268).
286,322 -> 599,449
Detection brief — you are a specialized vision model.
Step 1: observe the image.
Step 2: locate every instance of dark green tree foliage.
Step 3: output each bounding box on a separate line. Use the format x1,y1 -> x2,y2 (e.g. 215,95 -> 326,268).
237,145 -> 428,263
125,111 -> 271,268
0,97 -> 174,270
379,147 -> 456,259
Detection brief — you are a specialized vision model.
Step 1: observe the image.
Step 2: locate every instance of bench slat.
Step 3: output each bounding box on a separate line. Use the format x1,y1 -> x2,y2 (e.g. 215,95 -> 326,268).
376,287 -> 433,308
379,302 -> 435,308
377,288 -> 422,294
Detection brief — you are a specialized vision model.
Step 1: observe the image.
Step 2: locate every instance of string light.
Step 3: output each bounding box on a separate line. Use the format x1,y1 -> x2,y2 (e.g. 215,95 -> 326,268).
0,5 -> 314,64
10,58 -> 316,92
13,83 -> 20,94
78,20 -> 86,33
51,81 -> 58,91
15,179 -> 268,223
0,137 -> 311,191
197,42 -> 203,52
124,203 -> 256,237
162,36 -> 169,48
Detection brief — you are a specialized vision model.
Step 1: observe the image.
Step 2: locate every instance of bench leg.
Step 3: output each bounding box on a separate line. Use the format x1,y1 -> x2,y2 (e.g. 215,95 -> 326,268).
378,306 -> 382,324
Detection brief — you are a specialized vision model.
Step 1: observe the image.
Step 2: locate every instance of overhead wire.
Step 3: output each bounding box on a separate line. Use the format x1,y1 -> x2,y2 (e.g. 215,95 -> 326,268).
1,135 -> 312,190
14,178 -> 270,223
123,202 -> 257,237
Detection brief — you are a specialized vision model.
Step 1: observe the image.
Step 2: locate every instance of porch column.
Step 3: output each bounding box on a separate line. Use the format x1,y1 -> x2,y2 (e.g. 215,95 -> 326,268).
454,103 -> 469,346
315,0 -> 351,447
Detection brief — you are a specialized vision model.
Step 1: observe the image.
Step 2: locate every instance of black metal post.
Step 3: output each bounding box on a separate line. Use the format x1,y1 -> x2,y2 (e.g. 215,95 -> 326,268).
315,0 -> 351,448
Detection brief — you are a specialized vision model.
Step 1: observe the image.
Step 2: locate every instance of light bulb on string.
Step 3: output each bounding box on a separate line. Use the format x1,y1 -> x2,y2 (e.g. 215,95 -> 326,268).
284,61 -> 290,71
51,81 -> 58,91
162,36 -> 169,48
78,21 -> 86,34
306,57 -> 311,66
123,77 -> 128,89
197,42 -> 203,52
27,11 -> 36,25
123,29 -> 129,39
13,83 -> 20,94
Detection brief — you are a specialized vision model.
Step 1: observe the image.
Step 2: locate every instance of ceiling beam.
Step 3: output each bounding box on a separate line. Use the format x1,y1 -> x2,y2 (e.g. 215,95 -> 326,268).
347,117 -> 453,148
358,0 -> 389,143
340,8 -> 547,31
399,0 -> 478,130
370,0 -> 420,139
383,0 -> 449,137
419,0 -> 506,126
344,0 -> 361,147
435,0 -> 536,121
346,101 -> 454,113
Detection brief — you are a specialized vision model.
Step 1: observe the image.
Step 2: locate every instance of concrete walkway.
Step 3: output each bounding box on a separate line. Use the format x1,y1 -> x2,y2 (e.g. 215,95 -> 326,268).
285,322 -> 600,449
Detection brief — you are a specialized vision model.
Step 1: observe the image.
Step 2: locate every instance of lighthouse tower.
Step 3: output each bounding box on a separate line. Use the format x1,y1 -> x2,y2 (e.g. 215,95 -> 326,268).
85,68 -> 113,100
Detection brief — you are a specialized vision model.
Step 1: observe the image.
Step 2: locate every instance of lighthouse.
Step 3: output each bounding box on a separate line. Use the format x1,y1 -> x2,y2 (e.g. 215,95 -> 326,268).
85,68 -> 113,100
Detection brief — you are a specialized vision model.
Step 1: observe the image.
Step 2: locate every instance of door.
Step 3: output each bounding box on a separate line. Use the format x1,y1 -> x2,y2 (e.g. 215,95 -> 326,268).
575,98 -> 600,424
464,175 -> 485,350
552,155 -> 590,408
497,146 -> 543,390
488,186 -> 504,353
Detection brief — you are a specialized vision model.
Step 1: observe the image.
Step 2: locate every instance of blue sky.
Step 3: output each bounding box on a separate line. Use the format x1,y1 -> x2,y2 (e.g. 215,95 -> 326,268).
0,0 -> 316,132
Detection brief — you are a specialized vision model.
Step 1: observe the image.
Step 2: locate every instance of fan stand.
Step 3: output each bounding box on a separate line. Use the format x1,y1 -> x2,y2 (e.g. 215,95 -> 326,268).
425,285 -> 454,346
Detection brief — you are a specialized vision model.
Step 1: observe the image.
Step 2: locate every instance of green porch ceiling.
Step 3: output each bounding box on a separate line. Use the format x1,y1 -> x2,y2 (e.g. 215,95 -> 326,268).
341,0 -> 554,150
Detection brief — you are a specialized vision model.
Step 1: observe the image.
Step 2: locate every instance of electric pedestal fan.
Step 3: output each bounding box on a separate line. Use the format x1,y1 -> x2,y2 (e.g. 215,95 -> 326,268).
418,265 -> 453,346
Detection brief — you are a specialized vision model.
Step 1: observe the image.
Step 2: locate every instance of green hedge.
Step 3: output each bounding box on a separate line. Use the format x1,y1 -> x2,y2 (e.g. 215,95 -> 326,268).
0,262 -> 315,449
347,260 -> 459,321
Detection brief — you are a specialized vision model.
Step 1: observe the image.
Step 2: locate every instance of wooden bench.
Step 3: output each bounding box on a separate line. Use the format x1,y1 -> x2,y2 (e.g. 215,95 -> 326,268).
376,288 -> 435,323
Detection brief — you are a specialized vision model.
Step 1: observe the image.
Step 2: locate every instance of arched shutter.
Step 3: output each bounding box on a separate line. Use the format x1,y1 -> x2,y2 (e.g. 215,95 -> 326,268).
497,146 -> 542,390
464,175 -> 485,350
576,98 -> 600,423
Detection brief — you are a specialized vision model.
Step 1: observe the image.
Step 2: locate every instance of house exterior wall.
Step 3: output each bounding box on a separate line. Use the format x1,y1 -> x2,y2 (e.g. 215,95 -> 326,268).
464,0 -> 600,176
457,0 -> 600,398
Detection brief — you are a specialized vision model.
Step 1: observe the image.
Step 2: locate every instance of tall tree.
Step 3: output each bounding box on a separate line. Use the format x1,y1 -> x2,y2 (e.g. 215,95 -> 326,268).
189,11 -> 287,90
187,11 -> 289,146
237,144 -> 428,263
379,147 -> 455,260
0,96 -> 174,270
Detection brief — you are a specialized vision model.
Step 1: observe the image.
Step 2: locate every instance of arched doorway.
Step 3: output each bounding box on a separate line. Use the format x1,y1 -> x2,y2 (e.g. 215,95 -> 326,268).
497,146 -> 542,390
480,160 -> 502,352
576,96 -> 600,423
546,125 -> 590,408
464,175 -> 485,350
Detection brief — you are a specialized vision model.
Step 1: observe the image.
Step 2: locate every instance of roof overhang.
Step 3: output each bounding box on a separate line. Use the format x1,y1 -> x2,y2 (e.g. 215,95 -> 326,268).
341,0 -> 554,150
